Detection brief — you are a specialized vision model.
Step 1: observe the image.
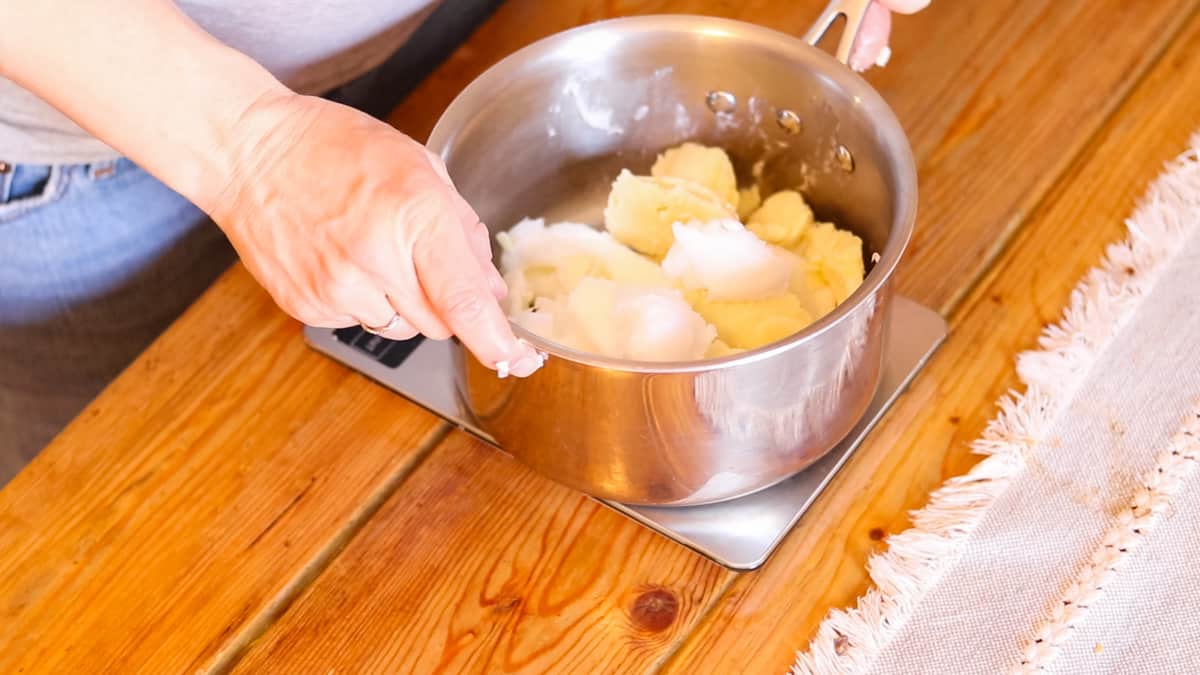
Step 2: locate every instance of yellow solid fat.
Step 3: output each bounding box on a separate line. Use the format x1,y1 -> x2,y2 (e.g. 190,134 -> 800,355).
603,170 -> 735,257
736,185 -> 762,221
747,190 -> 814,249
650,142 -> 740,210
704,339 -> 743,358
790,263 -> 838,318
692,292 -> 815,350
499,142 -> 869,363
799,222 -> 866,303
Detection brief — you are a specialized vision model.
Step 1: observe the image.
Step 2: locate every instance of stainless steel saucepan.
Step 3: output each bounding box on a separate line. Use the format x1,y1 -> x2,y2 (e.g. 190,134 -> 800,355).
427,0 -> 917,506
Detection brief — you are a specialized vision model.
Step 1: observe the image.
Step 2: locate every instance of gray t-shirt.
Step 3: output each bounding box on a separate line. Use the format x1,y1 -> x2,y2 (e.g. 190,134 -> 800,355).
0,0 -> 437,165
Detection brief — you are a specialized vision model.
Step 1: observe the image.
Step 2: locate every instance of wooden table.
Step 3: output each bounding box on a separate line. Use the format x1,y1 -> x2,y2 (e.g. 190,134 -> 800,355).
3,1 -> 1199,672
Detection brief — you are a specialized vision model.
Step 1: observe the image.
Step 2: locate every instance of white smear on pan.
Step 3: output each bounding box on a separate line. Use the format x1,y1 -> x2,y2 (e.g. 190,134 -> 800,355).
561,77 -> 624,135
674,103 -> 692,133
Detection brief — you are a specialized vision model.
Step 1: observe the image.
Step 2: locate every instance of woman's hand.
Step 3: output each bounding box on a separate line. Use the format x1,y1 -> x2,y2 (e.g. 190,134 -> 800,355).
851,0 -> 930,72
211,92 -> 544,377
0,0 -> 542,376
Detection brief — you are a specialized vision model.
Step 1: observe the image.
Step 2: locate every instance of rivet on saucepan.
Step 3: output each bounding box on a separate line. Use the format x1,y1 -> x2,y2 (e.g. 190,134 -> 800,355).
835,144 -> 855,173
775,109 -> 802,135
705,90 -> 737,114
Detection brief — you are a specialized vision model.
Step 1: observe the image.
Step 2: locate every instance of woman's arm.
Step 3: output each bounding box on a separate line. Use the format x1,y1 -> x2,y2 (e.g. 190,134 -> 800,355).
0,0 -> 280,210
0,1 -> 544,377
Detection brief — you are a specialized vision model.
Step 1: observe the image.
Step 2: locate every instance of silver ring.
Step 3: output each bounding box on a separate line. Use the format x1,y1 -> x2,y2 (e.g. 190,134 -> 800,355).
361,313 -> 403,336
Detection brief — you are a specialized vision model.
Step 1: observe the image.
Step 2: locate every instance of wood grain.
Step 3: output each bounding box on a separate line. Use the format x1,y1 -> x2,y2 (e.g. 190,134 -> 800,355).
667,8 -> 1200,673
0,266 -> 446,674
1,0 -> 1196,673
235,0 -> 1199,672
390,0 -> 1192,314
233,431 -> 730,674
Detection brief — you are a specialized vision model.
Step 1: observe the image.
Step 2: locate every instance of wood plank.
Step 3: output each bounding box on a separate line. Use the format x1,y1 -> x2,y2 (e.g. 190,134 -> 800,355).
233,2 -> 1197,671
233,431 -> 730,674
667,8 -> 1200,673
1,0 -> 1190,672
0,265 -> 447,673
390,0 -> 1191,313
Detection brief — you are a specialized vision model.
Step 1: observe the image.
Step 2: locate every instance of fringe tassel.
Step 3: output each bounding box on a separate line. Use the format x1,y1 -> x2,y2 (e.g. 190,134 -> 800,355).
791,133 -> 1200,675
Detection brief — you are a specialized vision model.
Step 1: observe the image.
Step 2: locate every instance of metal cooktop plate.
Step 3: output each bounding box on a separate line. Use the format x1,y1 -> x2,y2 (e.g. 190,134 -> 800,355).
304,296 -> 946,570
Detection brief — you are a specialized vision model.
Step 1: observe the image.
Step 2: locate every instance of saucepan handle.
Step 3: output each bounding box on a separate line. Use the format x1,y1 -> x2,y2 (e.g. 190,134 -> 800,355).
802,0 -> 873,65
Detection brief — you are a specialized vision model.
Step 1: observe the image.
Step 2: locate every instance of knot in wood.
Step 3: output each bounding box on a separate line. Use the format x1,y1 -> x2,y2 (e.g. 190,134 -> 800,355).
630,588 -> 678,633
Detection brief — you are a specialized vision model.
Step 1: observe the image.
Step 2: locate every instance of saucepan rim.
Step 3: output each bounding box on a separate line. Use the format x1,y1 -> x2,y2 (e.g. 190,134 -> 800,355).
429,13 -> 918,374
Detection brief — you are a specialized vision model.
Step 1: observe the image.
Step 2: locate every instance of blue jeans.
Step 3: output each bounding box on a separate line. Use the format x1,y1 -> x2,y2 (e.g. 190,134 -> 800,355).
0,159 -> 234,484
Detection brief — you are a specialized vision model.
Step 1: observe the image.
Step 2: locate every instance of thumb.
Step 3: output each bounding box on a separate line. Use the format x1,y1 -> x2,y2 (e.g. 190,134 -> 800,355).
849,2 -> 892,72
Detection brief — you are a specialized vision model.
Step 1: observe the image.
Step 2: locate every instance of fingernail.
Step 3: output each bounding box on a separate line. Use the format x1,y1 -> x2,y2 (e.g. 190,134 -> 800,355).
496,339 -> 545,378
508,351 -> 546,378
851,44 -> 888,72
849,50 -> 872,73
875,45 -> 892,68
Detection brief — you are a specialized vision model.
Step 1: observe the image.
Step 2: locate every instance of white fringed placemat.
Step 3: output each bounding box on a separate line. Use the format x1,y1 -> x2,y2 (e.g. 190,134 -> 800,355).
792,133 -> 1200,675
